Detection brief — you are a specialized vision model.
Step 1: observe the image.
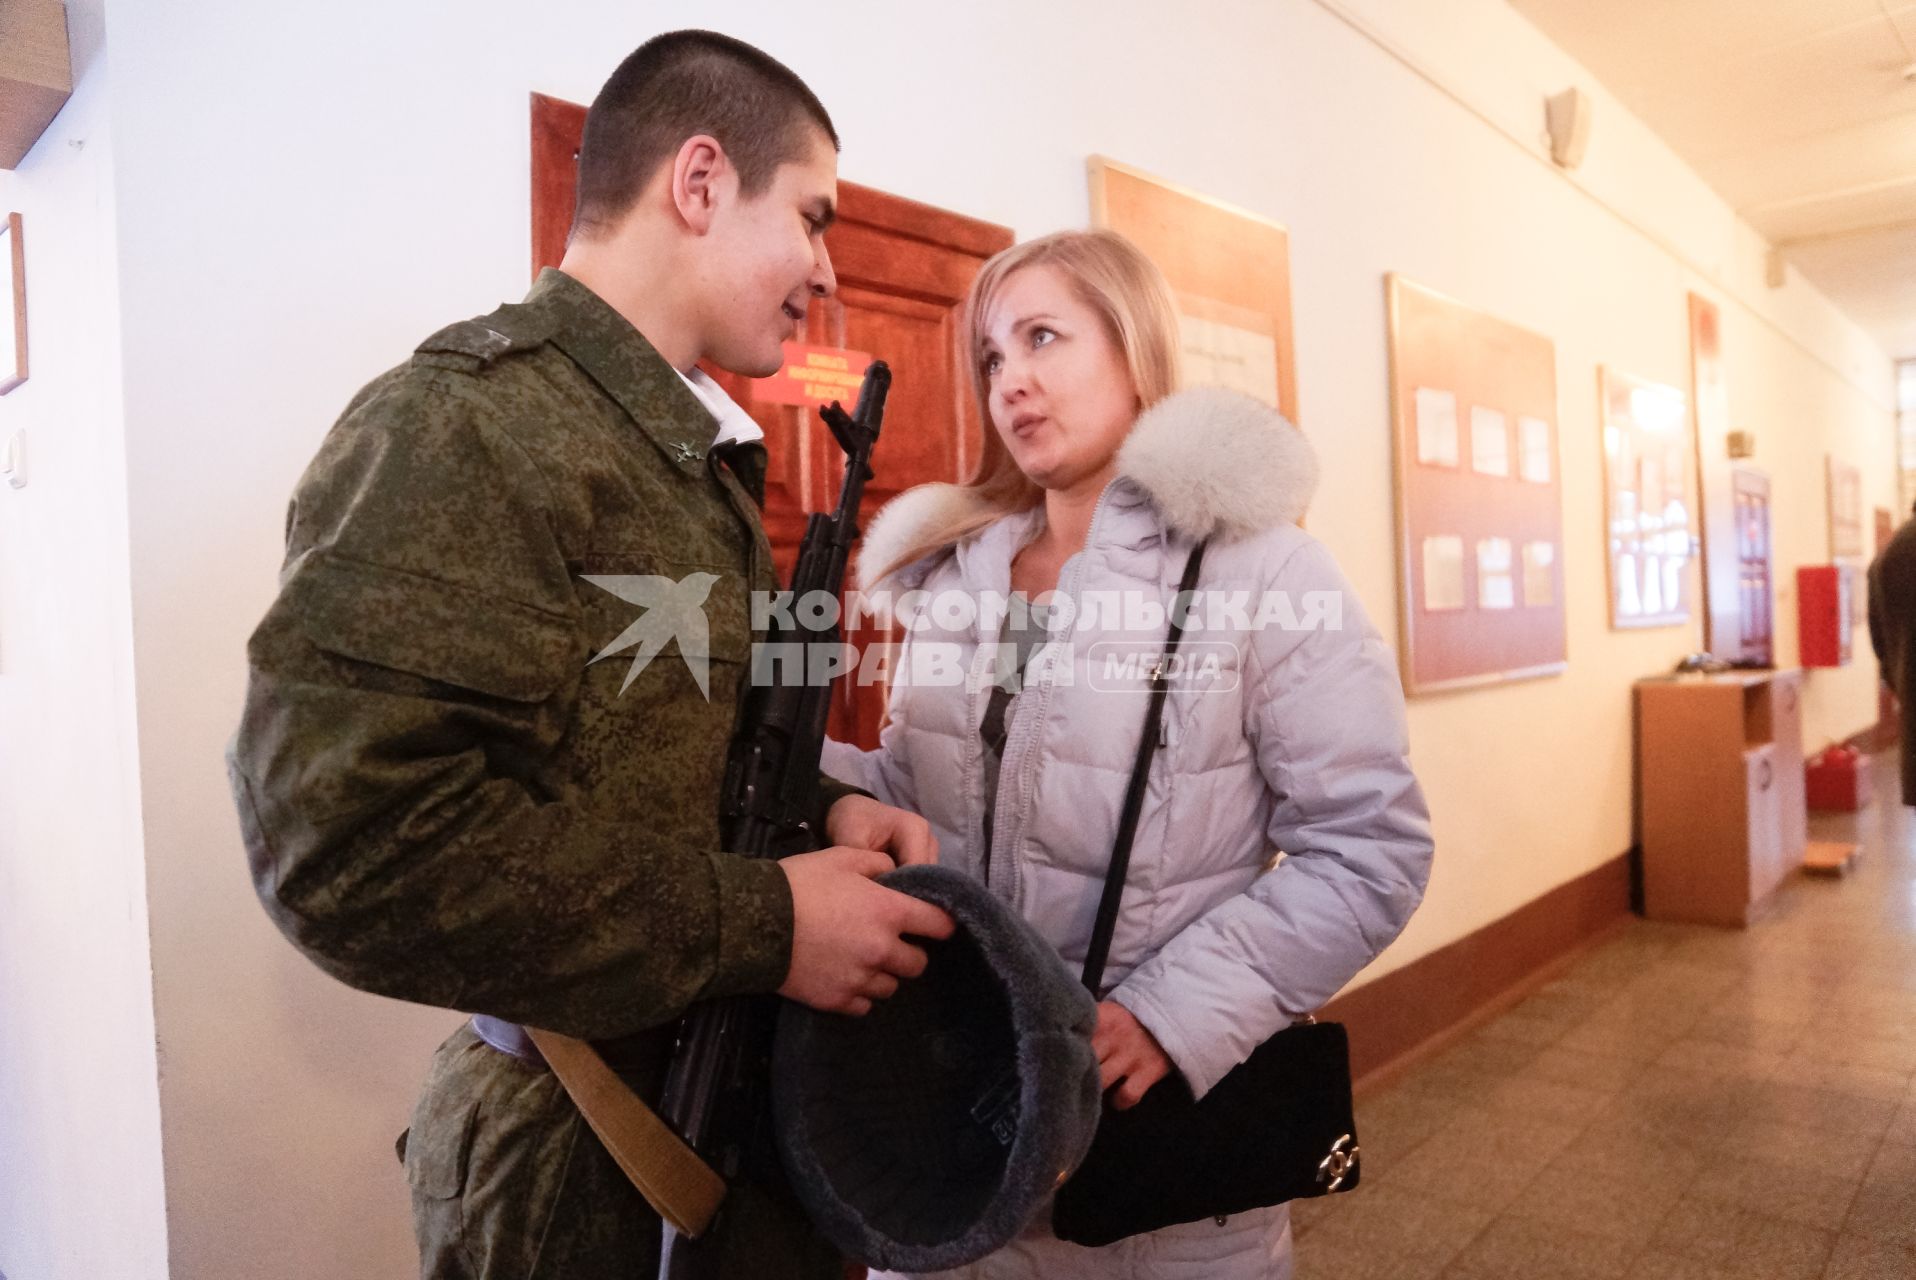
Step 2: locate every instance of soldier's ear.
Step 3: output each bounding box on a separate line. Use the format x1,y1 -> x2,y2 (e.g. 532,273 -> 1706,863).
670,135 -> 730,235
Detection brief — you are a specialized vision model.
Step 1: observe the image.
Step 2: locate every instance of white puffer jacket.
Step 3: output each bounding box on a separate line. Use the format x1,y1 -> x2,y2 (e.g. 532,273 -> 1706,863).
824,389 -> 1433,1280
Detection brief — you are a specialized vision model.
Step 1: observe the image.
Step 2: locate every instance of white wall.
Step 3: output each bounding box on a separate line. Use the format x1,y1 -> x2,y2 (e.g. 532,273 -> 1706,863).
1290,0 -> 1897,956
72,0 -> 1901,1274
0,1 -> 171,1277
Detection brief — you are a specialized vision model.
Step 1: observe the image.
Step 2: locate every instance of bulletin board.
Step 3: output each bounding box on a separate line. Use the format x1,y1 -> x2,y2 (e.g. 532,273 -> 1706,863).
1387,275 -> 1566,695
1601,368 -> 1697,629
1088,156 -> 1296,420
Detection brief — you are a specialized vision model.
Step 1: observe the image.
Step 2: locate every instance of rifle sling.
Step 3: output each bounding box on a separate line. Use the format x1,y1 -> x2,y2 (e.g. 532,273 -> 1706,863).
525,1027 -> 726,1239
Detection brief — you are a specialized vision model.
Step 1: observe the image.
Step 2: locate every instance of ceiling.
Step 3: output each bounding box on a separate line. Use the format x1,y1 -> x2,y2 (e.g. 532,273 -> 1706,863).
1507,0 -> 1916,362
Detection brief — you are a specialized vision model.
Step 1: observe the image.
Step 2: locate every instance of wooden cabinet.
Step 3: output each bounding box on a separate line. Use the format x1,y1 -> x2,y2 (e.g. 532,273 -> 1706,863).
0,1 -> 71,169
1635,670 -> 1807,926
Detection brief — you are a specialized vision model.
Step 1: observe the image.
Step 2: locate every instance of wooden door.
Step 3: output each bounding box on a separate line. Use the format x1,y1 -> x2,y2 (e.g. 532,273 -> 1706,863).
1731,468 -> 1773,666
531,93 -> 1012,747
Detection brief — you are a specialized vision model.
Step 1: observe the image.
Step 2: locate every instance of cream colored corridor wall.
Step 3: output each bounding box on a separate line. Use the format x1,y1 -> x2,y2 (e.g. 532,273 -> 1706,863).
91,0 -> 1897,1273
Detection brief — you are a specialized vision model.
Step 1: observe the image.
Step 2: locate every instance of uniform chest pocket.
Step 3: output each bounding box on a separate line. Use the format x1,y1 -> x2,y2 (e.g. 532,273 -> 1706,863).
289,550 -> 575,703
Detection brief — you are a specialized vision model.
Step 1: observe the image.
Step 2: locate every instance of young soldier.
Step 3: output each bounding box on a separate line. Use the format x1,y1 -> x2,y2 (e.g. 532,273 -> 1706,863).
1870,502 -> 1916,804
229,30 -> 950,1278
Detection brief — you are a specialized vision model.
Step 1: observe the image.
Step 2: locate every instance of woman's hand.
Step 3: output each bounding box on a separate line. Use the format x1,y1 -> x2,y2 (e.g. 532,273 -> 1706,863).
824,793 -> 939,867
1092,1001 -> 1173,1110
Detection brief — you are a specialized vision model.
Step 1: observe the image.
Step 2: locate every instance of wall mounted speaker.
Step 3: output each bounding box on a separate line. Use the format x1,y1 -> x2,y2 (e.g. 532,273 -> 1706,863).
1545,88 -> 1591,170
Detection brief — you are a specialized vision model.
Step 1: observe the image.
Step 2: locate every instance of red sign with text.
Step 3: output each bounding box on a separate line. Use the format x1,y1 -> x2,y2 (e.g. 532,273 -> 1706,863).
753,342 -> 872,407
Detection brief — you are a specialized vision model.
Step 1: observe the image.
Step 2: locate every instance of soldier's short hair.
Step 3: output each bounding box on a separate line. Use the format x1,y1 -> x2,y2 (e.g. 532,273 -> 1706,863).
571,30 -> 838,239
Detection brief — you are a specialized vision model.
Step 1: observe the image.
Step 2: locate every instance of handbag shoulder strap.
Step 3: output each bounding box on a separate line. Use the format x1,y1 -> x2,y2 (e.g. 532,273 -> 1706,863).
1080,540 -> 1209,996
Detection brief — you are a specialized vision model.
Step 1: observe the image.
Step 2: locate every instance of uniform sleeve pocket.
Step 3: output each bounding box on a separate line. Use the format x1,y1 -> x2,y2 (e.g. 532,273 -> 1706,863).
404,1089 -> 479,1200
284,549 -> 575,703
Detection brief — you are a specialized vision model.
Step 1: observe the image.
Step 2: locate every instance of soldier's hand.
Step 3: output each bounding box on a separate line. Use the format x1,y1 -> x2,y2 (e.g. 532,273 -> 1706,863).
824,793 -> 939,867
777,847 -> 955,1016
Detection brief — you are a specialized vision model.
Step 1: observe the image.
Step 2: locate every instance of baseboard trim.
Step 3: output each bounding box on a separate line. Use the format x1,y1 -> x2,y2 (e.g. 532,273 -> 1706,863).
1324,852 -> 1633,1095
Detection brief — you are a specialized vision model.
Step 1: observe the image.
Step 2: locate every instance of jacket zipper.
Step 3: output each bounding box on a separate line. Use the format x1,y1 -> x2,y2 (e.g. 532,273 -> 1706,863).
989,477 -> 1125,911
971,510 -> 1040,889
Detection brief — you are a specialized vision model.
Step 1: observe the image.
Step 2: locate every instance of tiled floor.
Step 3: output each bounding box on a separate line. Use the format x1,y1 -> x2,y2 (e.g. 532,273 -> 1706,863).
1294,757 -> 1916,1279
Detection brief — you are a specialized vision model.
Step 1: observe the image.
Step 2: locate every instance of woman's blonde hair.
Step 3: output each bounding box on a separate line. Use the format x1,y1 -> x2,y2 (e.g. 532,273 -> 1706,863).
864,228 -> 1182,585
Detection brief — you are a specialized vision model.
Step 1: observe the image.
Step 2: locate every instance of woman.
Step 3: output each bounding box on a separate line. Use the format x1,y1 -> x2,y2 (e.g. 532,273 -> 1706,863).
822,229 -> 1432,1279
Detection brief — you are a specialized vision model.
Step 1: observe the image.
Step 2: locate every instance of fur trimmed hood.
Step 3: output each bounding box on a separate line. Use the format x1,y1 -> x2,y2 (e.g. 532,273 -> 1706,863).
855,387 -> 1318,589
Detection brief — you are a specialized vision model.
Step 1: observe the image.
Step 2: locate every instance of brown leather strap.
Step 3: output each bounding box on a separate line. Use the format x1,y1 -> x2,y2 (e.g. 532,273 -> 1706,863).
525,1027 -> 726,1239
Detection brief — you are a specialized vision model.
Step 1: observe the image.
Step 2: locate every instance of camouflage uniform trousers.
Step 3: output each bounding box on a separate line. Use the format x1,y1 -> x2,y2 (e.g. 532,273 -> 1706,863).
402,1025 -> 843,1279
403,1024 -> 658,1279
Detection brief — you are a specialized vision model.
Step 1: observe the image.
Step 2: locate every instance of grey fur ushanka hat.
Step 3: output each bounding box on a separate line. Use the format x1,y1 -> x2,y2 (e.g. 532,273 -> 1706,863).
771,864 -> 1103,1271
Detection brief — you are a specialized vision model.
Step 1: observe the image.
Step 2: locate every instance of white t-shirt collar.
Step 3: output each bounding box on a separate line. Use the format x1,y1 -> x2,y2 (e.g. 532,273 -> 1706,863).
675,367 -> 765,449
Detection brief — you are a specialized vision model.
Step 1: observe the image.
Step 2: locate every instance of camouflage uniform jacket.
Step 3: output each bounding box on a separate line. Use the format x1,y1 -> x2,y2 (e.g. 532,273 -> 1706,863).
229,267 -> 863,1043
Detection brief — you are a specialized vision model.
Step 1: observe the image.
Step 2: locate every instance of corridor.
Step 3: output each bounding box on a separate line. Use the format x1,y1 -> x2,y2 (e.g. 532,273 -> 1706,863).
1297,759 -> 1916,1279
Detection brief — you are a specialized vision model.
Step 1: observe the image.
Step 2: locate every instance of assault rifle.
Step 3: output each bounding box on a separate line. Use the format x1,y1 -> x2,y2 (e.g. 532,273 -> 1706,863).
657,360 -> 891,1279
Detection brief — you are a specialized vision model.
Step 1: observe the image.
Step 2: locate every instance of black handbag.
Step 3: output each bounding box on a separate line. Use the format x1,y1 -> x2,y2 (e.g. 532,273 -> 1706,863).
1050,541 -> 1363,1249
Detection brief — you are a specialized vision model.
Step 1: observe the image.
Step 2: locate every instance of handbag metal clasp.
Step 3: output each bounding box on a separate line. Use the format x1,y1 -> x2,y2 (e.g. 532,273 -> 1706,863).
1315,1134 -> 1359,1192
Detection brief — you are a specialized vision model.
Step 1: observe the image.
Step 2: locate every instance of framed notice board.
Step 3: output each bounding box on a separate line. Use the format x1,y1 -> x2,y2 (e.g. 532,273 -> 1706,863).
1088,156 -> 1296,420
1387,275 -> 1566,695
